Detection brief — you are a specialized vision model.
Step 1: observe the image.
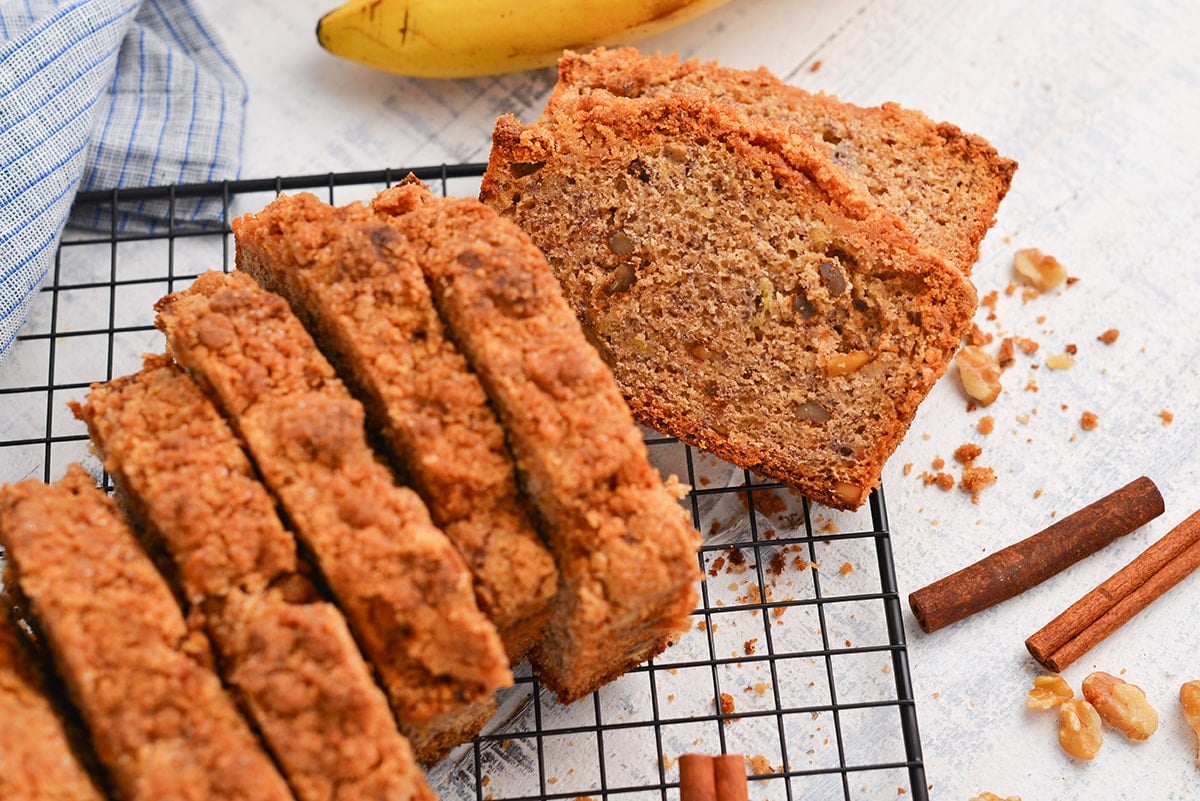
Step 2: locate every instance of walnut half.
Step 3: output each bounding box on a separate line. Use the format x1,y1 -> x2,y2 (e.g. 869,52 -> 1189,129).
1081,671 -> 1159,741
1014,248 -> 1068,292
1027,675 -> 1073,710
955,345 -> 1002,406
1181,680 -> 1200,767
1058,698 -> 1103,760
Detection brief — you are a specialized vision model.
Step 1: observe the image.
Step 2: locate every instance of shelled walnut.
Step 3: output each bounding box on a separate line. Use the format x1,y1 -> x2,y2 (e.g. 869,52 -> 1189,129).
1013,248 -> 1068,292
1027,675 -> 1073,710
1058,698 -> 1103,760
955,345 -> 1002,405
1081,672 -> 1158,741
1181,680 -> 1200,767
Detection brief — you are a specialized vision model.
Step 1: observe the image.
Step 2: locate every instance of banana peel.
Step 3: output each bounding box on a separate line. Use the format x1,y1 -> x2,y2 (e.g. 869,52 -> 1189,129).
316,0 -> 730,78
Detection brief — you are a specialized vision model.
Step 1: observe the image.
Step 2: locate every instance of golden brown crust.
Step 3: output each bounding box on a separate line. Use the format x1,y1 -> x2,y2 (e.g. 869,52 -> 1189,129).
481,92 -> 977,510
550,47 -> 1017,277
371,187 -> 700,704
216,589 -> 437,801
71,353 -> 298,604
0,465 -> 293,801
0,614 -> 104,801
154,270 -> 511,763
72,357 -> 435,801
232,189 -> 557,662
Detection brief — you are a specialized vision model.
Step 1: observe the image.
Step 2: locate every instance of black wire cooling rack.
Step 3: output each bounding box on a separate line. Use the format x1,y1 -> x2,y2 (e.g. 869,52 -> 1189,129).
0,165 -> 928,801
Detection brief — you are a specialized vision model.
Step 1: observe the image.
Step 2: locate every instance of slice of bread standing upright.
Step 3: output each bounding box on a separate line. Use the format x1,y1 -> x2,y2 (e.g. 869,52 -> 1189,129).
72,355 -> 435,801
231,190 -> 558,663
371,182 -> 701,704
0,610 -> 105,801
480,92 -> 978,509
0,465 -> 295,801
155,270 -> 511,763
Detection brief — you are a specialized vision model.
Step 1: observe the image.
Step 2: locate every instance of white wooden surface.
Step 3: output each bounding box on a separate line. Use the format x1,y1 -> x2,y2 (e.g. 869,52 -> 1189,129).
8,0 -> 1200,798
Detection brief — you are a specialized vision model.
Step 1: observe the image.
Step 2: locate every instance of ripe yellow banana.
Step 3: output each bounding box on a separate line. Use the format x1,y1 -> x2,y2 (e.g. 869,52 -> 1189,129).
316,0 -> 731,78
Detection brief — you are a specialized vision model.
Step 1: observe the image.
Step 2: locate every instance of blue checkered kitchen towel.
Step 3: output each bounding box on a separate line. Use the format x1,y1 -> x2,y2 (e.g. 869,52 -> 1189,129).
0,0 -> 245,364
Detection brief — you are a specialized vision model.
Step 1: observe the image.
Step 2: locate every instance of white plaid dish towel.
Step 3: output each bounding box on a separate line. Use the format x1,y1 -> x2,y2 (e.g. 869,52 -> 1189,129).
0,0 -> 245,364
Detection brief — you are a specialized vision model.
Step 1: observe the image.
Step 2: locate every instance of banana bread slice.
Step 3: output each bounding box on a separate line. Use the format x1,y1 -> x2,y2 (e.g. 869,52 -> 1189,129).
0,465 -> 294,801
155,270 -> 512,763
71,355 -> 436,801
371,182 -> 701,705
0,612 -> 104,801
232,190 -> 557,663
480,92 -> 978,510
547,47 -> 1016,278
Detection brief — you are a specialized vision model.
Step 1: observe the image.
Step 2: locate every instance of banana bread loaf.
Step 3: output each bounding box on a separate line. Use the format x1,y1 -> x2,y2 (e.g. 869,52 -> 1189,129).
480,92 -> 978,509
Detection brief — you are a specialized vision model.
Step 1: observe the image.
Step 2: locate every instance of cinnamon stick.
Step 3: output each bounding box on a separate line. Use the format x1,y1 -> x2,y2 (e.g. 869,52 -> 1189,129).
909,476 -> 1163,633
713,755 -> 748,801
679,754 -> 717,801
679,754 -> 748,801
1026,506 -> 1200,672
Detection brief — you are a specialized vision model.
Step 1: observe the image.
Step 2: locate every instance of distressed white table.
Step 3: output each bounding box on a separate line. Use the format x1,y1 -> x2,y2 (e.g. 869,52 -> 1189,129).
9,0 -> 1200,798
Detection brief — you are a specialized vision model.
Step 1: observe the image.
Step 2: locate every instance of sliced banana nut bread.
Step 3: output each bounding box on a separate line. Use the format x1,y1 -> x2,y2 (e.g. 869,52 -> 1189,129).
481,92 -> 978,509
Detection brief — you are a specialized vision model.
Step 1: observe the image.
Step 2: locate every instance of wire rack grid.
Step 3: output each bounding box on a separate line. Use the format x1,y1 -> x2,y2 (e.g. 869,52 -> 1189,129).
0,164 -> 928,801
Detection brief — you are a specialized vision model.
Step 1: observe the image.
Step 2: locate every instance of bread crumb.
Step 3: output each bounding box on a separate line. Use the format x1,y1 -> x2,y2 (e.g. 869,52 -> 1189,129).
960,466 -> 997,503
718,692 -> 736,716
809,59 -> 822,72
743,638 -> 758,656
1160,409 -> 1174,425
839,562 -> 854,575
966,322 -> 993,346
920,471 -> 955,491
1080,410 -> 1099,430
746,754 -> 775,775
997,337 -> 1015,368
977,416 -> 995,435
953,443 -> 982,464
1097,328 -> 1120,344
744,489 -> 787,517
981,289 -> 999,321
902,462 -> 913,476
